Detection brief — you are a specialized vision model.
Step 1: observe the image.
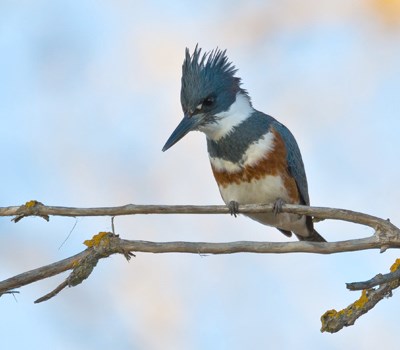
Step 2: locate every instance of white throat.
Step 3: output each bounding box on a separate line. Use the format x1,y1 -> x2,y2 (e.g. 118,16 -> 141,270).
198,92 -> 254,141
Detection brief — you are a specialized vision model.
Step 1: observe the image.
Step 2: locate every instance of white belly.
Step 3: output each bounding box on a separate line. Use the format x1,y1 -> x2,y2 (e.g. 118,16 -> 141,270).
218,175 -> 308,236
218,175 -> 288,205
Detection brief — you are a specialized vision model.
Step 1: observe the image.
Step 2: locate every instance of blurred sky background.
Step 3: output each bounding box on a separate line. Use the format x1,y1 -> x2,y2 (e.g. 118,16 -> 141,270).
1,0 -> 400,349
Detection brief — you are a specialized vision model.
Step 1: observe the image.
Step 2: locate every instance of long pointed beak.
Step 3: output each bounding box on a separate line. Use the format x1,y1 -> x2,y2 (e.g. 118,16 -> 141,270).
162,114 -> 202,151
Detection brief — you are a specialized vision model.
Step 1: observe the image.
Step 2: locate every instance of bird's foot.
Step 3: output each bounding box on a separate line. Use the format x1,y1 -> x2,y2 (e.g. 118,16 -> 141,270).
228,201 -> 239,218
273,198 -> 286,216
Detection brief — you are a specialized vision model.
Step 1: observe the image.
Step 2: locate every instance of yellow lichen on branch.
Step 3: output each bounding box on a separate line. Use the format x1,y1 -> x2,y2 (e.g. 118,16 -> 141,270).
321,289 -> 369,333
83,231 -> 111,248
353,289 -> 369,309
390,258 -> 400,272
36,232 -> 120,303
321,257 -> 400,334
12,200 -> 49,222
25,200 -> 40,208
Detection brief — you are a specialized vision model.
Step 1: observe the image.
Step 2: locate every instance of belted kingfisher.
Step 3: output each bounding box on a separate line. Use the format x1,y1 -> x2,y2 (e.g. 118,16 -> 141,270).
162,46 -> 325,242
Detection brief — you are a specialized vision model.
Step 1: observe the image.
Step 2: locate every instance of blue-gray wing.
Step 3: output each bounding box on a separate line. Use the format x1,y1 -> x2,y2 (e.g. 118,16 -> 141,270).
272,121 -> 310,205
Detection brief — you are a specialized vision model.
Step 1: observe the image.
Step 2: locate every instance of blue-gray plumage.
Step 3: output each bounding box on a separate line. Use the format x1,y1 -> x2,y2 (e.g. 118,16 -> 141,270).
162,45 -> 325,242
206,112 -> 272,163
180,46 -> 239,117
273,121 -> 310,206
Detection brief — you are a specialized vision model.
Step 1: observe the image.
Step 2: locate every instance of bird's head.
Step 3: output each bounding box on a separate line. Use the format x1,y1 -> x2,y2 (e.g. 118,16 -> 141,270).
162,45 -> 245,151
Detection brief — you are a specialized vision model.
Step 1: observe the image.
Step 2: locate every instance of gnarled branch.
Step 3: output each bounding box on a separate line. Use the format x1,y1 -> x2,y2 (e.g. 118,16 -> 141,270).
1,201 -> 400,333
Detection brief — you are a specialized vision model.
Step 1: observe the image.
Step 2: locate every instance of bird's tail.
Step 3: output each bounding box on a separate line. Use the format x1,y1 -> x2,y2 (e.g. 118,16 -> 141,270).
295,228 -> 326,242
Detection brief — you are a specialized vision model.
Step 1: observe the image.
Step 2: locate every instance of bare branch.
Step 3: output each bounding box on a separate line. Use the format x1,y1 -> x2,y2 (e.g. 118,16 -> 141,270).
1,201 -> 400,332
4,202 -> 400,254
1,202 -> 398,233
347,266 -> 400,291
3,202 -> 400,249
0,233 -> 398,299
321,259 -> 400,333
118,236 -> 385,254
0,251 -> 89,293
35,281 -> 68,303
0,290 -> 20,297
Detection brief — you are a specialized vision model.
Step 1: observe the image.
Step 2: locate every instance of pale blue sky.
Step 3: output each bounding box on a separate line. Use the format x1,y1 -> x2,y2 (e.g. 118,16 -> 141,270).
1,1 -> 400,349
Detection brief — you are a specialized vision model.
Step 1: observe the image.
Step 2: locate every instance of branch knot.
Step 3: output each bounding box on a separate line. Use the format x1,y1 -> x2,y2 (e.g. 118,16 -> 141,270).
12,200 -> 49,222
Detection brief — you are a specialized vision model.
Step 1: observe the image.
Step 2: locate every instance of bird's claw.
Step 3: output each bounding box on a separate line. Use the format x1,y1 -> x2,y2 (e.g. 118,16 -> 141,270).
273,198 -> 286,216
228,201 -> 239,217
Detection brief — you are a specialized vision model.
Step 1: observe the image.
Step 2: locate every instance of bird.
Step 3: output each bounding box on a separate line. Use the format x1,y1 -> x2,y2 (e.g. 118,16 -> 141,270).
162,46 -> 325,242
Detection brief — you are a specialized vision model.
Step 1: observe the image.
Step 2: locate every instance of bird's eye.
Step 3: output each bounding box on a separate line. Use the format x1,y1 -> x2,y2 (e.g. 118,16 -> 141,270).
194,96 -> 215,114
203,96 -> 215,107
